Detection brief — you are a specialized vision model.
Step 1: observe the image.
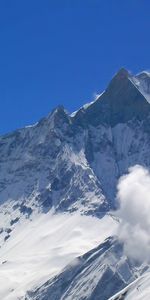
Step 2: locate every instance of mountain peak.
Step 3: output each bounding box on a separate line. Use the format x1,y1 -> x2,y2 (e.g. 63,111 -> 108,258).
115,67 -> 129,79
73,68 -> 150,127
50,105 -> 66,116
106,68 -> 130,92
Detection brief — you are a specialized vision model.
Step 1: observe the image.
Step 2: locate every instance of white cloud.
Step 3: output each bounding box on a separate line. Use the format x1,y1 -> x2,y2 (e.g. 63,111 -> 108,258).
115,165 -> 150,262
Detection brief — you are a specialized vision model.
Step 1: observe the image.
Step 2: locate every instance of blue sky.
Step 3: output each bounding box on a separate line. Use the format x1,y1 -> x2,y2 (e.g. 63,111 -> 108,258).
0,0 -> 149,134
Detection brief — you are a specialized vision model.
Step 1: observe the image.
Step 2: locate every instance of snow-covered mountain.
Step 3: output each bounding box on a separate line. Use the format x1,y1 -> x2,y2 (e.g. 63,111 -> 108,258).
0,68 -> 150,299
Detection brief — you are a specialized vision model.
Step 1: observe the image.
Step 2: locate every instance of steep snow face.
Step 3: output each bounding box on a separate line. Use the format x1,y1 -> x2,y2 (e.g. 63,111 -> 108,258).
0,212 -> 117,300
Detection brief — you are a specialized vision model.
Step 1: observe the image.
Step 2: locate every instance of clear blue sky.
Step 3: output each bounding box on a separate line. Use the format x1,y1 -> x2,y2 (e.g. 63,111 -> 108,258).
0,0 -> 149,134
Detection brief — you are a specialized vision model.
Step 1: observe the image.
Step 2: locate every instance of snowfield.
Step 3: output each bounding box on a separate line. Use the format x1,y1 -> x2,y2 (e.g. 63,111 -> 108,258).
0,211 -> 117,300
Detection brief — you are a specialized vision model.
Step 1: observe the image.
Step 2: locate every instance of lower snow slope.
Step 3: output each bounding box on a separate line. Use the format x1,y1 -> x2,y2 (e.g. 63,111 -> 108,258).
28,237 -> 143,300
0,211 -> 117,300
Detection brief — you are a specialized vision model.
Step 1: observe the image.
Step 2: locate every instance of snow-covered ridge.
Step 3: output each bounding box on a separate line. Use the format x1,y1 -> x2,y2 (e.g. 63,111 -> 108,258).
70,91 -> 104,117
137,70 -> 150,77
129,70 -> 150,103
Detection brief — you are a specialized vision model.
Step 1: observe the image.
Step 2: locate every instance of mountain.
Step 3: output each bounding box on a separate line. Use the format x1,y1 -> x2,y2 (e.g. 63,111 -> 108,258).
0,68 -> 150,299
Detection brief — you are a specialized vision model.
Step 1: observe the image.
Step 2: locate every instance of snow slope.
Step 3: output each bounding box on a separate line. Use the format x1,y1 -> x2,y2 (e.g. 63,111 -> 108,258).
0,211 -> 117,300
27,236 -> 144,300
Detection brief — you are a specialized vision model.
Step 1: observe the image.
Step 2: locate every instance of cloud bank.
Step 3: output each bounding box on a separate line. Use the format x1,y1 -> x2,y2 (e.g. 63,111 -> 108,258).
116,165 -> 150,262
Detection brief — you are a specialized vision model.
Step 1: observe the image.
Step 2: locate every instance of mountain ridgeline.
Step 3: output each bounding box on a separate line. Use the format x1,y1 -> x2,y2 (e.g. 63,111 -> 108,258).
1,68 -> 150,217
